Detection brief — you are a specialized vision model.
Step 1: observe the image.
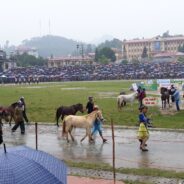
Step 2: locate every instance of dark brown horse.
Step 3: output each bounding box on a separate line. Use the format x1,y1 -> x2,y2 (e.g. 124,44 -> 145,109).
160,87 -> 170,109
0,102 -> 19,126
56,103 -> 84,127
0,107 -> 11,125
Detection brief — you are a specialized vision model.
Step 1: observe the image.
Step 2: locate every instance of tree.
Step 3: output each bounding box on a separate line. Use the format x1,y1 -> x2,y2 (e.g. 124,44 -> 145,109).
98,38 -> 123,50
95,47 -> 116,63
99,55 -> 109,64
141,46 -> 148,58
16,53 -> 47,67
95,48 -> 99,62
162,31 -> 170,38
178,44 -> 184,53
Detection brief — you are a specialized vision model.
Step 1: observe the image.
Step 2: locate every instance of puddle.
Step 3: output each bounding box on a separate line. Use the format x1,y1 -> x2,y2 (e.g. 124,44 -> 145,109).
61,87 -> 87,90
97,92 -> 118,98
1,124 -> 184,172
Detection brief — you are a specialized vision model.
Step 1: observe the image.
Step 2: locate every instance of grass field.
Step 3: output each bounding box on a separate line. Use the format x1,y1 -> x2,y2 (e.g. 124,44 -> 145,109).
0,80 -> 184,129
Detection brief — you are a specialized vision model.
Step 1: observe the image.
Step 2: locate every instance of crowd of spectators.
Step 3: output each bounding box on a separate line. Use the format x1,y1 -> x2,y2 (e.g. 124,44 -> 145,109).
1,62 -> 184,83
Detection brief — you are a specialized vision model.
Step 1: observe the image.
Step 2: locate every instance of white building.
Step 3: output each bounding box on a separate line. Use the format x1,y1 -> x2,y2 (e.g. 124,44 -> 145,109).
15,46 -> 39,58
48,56 -> 94,68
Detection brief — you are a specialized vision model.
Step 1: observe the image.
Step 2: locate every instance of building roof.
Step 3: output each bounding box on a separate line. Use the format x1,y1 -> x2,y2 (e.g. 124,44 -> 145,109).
153,52 -> 184,58
48,56 -> 93,62
124,36 -> 184,44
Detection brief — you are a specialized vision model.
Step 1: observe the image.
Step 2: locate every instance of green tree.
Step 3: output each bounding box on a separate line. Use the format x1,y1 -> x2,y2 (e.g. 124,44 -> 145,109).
16,53 -> 47,67
162,30 -> 170,38
141,46 -> 148,58
99,55 -> 109,64
95,48 -> 99,62
98,38 -> 123,50
178,44 -> 184,53
95,47 -> 116,63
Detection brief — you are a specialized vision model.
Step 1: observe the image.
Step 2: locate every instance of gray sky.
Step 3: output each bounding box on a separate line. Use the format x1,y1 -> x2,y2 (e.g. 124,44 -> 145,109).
0,0 -> 183,46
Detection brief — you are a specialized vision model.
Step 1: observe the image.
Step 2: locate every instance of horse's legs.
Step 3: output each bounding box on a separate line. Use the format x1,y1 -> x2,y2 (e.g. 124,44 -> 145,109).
80,133 -> 88,142
66,131 -> 69,143
69,126 -> 74,142
9,116 -> 12,126
161,100 -> 163,109
87,128 -> 93,142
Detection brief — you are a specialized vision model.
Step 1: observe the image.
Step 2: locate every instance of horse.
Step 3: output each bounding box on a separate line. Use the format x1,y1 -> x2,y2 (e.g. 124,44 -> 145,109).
160,87 -> 170,109
62,110 -> 104,143
119,91 -> 126,106
8,102 -> 20,126
117,92 -> 138,110
55,103 -> 84,127
0,107 -> 11,125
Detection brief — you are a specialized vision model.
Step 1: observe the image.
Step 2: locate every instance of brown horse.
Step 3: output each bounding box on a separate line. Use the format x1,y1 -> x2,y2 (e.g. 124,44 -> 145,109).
0,102 -> 19,126
0,107 -> 11,125
55,103 -> 84,127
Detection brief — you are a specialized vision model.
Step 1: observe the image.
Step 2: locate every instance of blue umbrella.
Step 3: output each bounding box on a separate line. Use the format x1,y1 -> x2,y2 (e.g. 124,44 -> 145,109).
0,146 -> 67,184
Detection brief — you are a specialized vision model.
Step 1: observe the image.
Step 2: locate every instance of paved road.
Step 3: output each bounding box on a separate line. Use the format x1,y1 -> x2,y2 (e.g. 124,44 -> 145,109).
1,124 -> 184,171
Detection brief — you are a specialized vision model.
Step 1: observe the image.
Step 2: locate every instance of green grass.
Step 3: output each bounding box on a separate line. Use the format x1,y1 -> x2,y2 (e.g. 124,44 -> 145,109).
0,80 -> 184,129
66,160 -> 184,180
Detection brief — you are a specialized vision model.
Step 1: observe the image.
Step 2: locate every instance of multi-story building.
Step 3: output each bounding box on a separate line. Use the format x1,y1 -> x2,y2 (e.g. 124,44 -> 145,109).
122,36 -> 184,61
48,56 -> 94,68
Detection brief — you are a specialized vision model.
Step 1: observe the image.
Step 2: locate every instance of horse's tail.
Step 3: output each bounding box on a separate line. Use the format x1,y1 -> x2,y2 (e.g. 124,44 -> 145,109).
55,106 -> 63,126
117,97 -> 121,109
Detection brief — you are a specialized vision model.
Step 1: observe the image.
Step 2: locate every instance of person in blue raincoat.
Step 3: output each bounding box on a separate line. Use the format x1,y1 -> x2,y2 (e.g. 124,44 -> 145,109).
91,105 -> 107,143
172,88 -> 180,111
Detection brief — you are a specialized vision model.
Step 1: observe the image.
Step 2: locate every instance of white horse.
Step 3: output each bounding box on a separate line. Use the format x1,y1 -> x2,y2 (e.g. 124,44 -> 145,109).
62,110 -> 104,143
117,92 -> 138,110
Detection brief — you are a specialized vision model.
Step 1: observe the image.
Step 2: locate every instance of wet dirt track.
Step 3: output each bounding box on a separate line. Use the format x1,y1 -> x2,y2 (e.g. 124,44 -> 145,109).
1,124 -> 184,171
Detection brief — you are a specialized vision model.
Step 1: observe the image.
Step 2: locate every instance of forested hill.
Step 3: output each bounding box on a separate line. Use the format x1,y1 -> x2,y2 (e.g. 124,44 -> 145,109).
21,35 -> 83,58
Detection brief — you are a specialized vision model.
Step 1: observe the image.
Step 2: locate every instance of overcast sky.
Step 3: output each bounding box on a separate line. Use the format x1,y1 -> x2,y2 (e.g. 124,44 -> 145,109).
0,0 -> 183,46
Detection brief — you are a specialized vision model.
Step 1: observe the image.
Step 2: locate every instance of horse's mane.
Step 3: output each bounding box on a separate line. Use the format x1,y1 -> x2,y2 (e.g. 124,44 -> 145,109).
85,110 -> 98,117
10,102 -> 19,108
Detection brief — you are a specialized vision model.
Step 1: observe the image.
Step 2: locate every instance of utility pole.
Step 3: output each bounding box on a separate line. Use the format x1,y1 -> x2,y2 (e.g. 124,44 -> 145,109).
76,44 -> 84,59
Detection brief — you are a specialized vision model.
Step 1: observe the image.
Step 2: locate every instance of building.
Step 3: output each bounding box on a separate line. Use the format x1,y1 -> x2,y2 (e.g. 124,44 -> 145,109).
48,56 -> 94,68
15,46 -> 39,58
0,50 -> 17,72
111,48 -> 123,61
122,36 -> 184,61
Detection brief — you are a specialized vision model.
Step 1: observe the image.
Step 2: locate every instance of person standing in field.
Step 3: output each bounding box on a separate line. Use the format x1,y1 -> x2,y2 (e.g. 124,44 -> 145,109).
172,88 -> 180,111
170,84 -> 176,103
19,96 -> 29,124
138,105 -> 150,151
86,96 -> 94,114
11,102 -> 25,134
137,87 -> 146,108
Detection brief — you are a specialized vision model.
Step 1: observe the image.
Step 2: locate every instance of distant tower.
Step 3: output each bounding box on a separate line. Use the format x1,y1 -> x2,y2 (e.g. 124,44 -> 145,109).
39,20 -> 42,37
49,19 -> 51,35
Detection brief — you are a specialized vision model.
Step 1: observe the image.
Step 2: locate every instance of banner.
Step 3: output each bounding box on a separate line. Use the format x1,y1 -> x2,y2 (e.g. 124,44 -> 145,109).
143,97 -> 159,106
139,80 -> 157,91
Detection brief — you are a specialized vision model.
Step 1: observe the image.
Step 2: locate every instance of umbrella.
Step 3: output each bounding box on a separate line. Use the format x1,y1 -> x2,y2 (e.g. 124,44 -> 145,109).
0,146 -> 67,184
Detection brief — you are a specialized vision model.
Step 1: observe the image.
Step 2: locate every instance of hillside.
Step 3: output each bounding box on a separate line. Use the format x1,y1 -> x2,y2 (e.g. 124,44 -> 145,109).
21,35 -> 85,58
